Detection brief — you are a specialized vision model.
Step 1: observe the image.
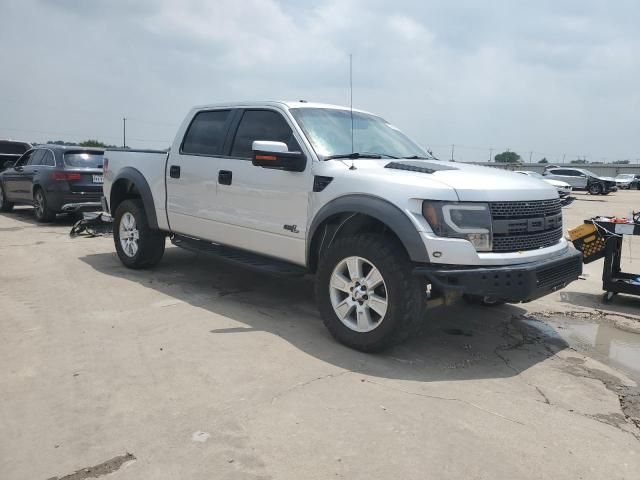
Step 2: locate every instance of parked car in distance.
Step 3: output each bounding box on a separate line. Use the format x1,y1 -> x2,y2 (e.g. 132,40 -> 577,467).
102,100 -> 582,352
543,167 -> 617,195
0,145 -> 104,221
514,170 -> 572,197
0,140 -> 32,172
614,173 -> 639,190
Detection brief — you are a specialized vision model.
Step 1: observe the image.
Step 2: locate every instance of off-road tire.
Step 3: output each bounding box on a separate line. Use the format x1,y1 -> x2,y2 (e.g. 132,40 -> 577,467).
588,183 -> 603,195
315,234 -> 426,352
114,199 -> 165,269
33,188 -> 56,222
0,183 -> 14,212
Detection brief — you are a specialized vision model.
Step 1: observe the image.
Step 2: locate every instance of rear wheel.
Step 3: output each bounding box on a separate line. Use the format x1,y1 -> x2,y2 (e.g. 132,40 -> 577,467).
315,234 -> 426,352
0,183 -> 14,212
33,188 -> 56,222
114,199 -> 165,269
588,183 -> 603,195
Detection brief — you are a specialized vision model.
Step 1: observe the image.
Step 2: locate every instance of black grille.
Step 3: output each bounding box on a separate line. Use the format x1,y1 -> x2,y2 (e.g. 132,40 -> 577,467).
493,228 -> 563,252
536,256 -> 582,288
490,199 -> 561,219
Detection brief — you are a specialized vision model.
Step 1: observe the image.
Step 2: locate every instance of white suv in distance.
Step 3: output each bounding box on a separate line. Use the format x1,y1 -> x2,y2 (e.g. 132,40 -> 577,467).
514,171 -> 572,197
543,167 -> 617,195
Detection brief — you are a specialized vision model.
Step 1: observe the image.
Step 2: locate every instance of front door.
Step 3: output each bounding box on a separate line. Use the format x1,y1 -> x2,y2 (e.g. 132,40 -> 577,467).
214,108 -> 311,265
3,150 -> 33,201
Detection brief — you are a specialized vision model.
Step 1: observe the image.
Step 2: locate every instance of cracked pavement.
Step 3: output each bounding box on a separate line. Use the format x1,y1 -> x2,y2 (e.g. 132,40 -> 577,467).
2,194 -> 640,480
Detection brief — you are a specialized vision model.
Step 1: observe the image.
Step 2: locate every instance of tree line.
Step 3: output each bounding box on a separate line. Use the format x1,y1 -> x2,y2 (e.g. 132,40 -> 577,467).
493,150 -> 630,165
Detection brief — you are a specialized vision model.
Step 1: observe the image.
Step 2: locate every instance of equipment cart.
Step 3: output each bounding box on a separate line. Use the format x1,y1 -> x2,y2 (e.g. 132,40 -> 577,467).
569,219 -> 640,303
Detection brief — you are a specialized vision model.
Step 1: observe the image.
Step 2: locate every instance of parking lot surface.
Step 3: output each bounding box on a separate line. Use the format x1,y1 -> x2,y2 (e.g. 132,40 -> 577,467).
2,191 -> 640,479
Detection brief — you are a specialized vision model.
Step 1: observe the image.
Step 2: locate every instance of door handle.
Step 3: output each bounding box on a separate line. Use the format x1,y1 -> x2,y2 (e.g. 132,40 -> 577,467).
169,165 -> 181,178
218,170 -> 232,185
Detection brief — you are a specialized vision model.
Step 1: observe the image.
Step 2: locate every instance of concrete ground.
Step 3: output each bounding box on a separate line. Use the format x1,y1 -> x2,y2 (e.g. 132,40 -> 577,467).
1,191 -> 640,480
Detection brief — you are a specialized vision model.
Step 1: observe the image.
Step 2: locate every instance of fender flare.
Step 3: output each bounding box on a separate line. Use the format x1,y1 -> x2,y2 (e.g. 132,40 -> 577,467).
307,194 -> 429,264
111,167 -> 158,229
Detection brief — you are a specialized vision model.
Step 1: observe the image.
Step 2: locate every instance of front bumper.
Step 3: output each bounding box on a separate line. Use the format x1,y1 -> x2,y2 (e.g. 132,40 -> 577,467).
414,246 -> 582,303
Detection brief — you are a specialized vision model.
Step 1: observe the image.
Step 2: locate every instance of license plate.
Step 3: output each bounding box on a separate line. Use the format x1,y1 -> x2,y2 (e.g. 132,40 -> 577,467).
92,175 -> 104,184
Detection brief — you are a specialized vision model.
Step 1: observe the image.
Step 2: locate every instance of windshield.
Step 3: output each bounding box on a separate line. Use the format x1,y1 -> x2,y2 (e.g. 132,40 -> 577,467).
290,108 -> 428,159
617,174 -> 634,179
528,172 -> 543,179
64,152 -> 104,168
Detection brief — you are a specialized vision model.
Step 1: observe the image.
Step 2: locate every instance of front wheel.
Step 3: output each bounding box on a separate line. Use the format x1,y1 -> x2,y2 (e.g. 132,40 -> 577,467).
0,183 -> 14,212
114,199 -> 165,269
588,183 -> 603,195
315,234 -> 426,352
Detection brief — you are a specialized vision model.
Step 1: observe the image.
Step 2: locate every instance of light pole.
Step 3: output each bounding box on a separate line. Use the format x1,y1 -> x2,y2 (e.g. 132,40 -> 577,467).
123,117 -> 127,148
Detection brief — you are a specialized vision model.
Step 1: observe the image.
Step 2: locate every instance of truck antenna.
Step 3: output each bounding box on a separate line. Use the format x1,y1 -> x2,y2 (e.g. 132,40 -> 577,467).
349,53 -> 356,170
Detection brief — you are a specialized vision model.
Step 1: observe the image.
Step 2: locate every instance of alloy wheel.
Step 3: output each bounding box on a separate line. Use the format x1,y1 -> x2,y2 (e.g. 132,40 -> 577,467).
329,256 -> 388,332
34,191 -> 45,218
119,212 -> 140,257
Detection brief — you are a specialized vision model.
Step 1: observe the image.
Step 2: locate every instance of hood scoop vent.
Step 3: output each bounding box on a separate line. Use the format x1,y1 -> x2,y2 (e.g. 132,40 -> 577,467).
385,161 -> 458,174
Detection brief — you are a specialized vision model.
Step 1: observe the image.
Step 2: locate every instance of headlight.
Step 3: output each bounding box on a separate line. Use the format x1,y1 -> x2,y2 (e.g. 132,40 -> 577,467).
422,201 -> 492,252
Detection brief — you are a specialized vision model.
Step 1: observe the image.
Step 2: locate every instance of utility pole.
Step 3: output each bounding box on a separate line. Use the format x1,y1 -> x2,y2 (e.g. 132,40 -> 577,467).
123,117 -> 127,148
529,151 -> 533,163
562,153 -> 566,164
489,148 -> 493,162
451,144 -> 455,161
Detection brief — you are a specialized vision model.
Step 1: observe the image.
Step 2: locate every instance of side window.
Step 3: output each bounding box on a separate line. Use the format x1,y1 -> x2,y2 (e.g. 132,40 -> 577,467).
181,110 -> 231,156
28,150 -> 45,166
553,169 -> 571,176
42,150 -> 56,166
230,110 -> 300,159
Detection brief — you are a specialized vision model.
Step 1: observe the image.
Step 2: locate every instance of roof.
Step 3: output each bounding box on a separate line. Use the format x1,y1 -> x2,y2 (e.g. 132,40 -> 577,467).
190,100 -> 376,116
34,144 -> 104,153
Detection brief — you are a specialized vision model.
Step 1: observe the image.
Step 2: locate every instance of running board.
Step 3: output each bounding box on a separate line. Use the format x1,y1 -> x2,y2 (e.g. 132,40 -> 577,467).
171,234 -> 307,277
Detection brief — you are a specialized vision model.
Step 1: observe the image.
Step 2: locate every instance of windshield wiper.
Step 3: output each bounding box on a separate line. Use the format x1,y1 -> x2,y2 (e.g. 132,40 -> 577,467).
324,152 -> 397,160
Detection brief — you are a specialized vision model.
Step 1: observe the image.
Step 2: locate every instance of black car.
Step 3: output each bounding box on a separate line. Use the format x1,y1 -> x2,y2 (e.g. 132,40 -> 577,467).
0,145 -> 104,222
0,140 -> 32,172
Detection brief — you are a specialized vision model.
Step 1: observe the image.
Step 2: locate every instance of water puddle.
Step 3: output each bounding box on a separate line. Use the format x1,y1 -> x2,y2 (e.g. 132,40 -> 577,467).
524,315 -> 640,382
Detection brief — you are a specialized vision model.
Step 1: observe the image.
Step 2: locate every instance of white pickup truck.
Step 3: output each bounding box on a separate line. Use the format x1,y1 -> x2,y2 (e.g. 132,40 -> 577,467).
102,101 -> 581,351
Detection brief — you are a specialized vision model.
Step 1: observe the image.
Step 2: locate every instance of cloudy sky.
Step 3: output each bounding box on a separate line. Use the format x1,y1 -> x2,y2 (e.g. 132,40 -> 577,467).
1,0 -> 638,162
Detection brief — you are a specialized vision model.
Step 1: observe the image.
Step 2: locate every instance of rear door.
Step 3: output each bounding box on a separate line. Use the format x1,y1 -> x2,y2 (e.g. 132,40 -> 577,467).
166,109 -> 233,240
213,108 -> 311,265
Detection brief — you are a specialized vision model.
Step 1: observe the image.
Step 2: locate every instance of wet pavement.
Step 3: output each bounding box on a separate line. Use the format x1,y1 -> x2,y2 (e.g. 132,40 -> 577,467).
527,312 -> 640,383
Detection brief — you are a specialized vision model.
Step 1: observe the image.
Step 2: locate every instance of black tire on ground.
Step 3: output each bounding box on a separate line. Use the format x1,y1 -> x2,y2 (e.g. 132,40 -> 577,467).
588,183 -> 603,195
0,183 -> 14,212
33,188 -> 56,222
315,234 -> 426,352
114,199 -> 165,269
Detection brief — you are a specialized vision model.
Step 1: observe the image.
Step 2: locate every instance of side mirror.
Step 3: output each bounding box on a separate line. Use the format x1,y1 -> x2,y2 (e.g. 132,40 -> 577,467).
252,141 -> 306,172
3,160 -> 15,169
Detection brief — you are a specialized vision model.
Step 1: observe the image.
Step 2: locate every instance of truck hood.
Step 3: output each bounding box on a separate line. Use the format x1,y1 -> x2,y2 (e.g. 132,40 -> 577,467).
322,159 -> 559,202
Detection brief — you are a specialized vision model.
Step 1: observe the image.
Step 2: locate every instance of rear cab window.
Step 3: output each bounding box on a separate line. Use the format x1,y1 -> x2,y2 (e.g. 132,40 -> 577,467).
64,151 -> 104,168
181,110 -> 232,156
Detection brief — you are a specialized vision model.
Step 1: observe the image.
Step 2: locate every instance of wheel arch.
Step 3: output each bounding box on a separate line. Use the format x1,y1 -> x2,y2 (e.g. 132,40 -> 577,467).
110,167 -> 158,229
307,195 -> 429,273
